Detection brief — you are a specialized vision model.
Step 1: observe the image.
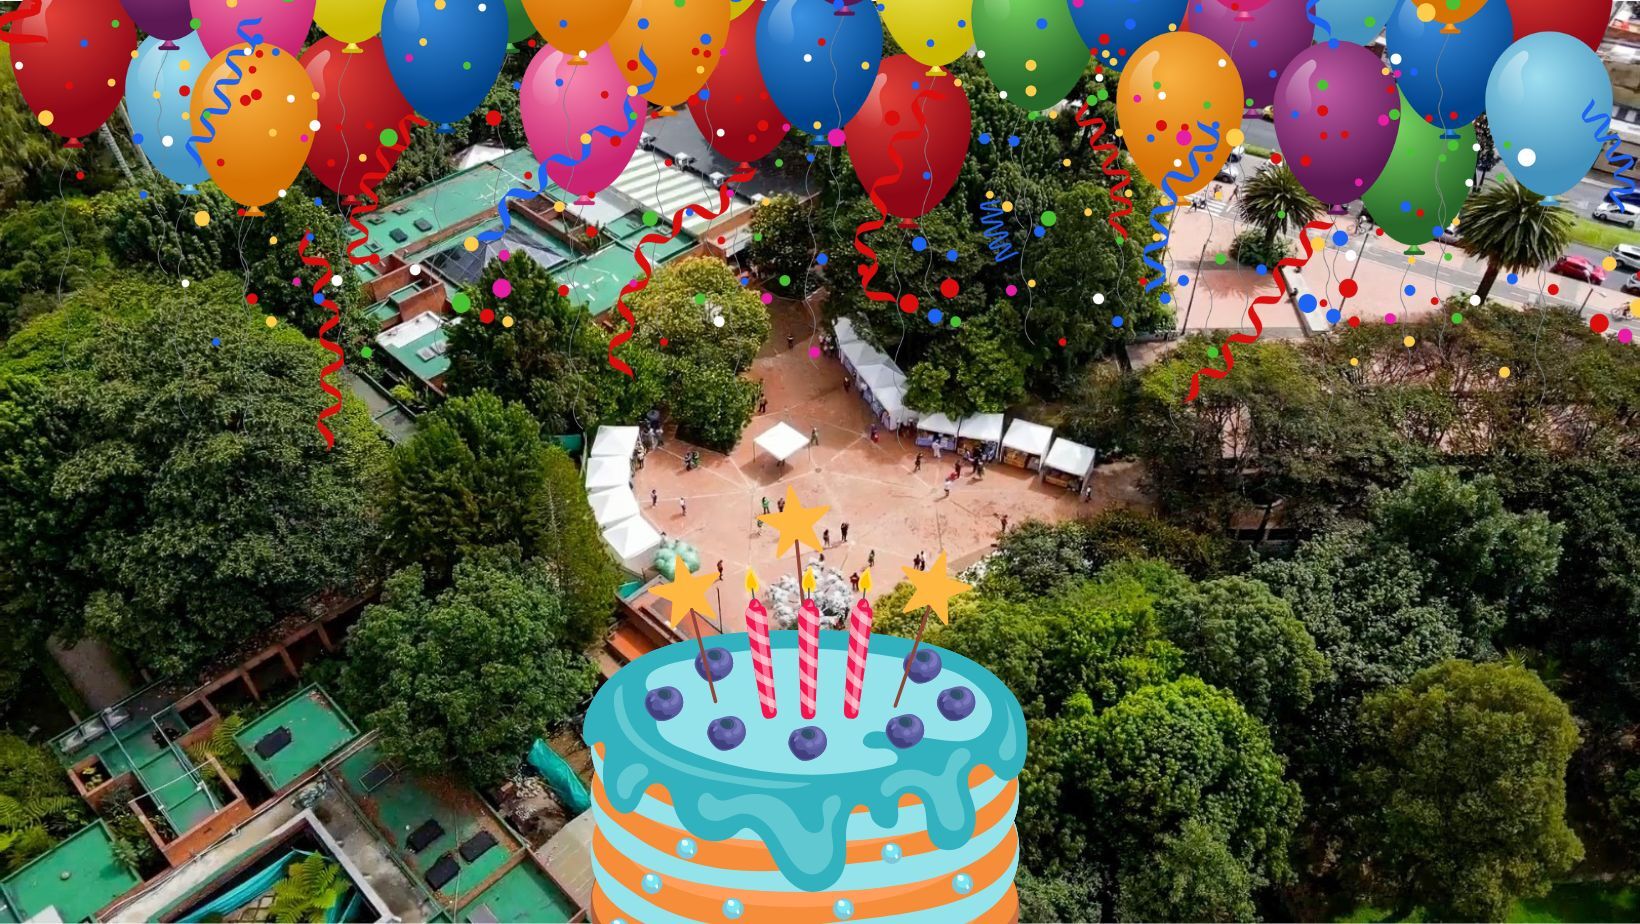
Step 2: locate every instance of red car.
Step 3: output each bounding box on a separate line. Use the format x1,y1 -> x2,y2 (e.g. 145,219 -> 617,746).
1550,255 -> 1607,284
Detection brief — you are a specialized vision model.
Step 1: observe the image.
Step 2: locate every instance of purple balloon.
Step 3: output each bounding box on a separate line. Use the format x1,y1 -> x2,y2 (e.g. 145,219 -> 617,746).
1273,42 -> 1398,205
120,0 -> 193,48
1182,0 -> 1314,108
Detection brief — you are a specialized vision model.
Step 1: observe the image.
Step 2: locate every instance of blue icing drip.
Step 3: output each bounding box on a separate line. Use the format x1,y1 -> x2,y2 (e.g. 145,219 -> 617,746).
585,631 -> 1027,893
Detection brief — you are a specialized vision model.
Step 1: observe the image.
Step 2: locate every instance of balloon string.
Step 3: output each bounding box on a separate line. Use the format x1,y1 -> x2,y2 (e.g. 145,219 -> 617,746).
185,18 -> 264,167
608,164 -> 759,375
1184,218 -> 1331,402
1073,103 -> 1133,239
0,0 -> 44,44
297,233 -> 345,449
346,112 -> 430,265
853,88 -> 941,309
474,47 -> 657,248
1142,121 -> 1221,291
1305,1 -> 1332,42
1583,99 -> 1638,209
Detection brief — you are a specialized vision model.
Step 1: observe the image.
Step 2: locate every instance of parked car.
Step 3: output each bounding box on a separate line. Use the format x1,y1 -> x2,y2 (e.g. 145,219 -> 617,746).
1622,274 -> 1640,296
1613,243 -> 1640,271
1215,162 -> 1241,184
1226,145 -> 1248,163
1436,224 -> 1463,246
1550,255 -> 1607,284
1594,201 -> 1640,228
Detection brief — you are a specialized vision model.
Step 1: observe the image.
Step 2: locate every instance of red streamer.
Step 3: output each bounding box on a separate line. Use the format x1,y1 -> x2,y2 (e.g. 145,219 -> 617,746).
345,112 -> 428,266
1184,218 -> 1331,402
1073,102 -> 1132,239
853,88 -> 940,311
0,0 -> 44,44
297,234 -> 345,449
607,163 -> 758,375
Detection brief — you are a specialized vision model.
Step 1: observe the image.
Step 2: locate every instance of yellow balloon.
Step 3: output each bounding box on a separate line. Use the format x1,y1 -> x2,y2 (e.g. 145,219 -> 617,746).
193,44 -> 318,212
730,0 -> 757,19
1115,32 -> 1244,199
1427,0 -> 1488,33
881,0 -> 974,75
609,0 -> 731,108
314,0 -> 387,52
522,0 -> 634,58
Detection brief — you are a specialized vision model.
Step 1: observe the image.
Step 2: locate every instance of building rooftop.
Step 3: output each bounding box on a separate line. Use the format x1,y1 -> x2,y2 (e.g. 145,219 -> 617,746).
0,822 -> 141,923
235,685 -> 360,792
376,311 -> 456,388
456,863 -> 578,924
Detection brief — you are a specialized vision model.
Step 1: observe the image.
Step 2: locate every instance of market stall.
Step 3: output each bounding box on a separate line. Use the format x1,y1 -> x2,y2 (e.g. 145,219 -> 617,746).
916,412 -> 961,451
957,413 -> 1005,459
1001,419 -> 1054,470
1043,437 -> 1097,491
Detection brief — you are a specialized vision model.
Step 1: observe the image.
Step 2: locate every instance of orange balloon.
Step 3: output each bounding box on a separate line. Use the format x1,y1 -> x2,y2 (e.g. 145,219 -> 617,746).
1115,32 -> 1244,200
522,0 -> 634,58
192,45 -> 318,212
609,0 -> 732,108
1427,0 -> 1488,33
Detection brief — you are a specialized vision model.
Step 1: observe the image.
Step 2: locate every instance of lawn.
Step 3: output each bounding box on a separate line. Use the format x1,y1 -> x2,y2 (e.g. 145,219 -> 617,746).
1340,882 -> 1640,923
1564,215 -> 1640,252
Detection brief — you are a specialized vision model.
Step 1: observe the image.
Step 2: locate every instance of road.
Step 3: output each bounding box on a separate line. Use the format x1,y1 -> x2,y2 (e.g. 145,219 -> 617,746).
1236,117 -> 1640,294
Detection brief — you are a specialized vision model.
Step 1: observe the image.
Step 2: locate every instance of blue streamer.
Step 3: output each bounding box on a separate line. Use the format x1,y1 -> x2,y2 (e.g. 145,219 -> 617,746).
185,18 -> 264,167
476,47 -> 660,246
1583,99 -> 1638,210
1306,1 -> 1334,45
1141,122 -> 1222,298
979,198 -> 1018,262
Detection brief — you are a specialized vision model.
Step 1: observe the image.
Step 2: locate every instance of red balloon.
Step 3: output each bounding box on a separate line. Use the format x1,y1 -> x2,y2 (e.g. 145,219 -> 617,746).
1509,0 -> 1610,50
844,55 -> 971,221
300,37 -> 415,196
9,0 -> 137,146
686,10 -> 786,164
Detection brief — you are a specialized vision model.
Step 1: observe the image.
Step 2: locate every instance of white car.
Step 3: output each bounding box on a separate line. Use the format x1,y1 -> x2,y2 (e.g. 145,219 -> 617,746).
1594,201 -> 1640,228
1613,243 -> 1640,271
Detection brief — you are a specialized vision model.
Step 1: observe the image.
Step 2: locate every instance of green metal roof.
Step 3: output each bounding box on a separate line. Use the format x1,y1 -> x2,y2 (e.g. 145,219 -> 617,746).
0,821 -> 141,923
457,863 -> 575,923
376,312 -> 453,387
234,685 -> 360,792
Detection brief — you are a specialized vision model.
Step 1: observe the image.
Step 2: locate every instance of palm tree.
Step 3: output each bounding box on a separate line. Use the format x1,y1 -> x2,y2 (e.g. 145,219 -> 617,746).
1236,164 -> 1324,255
269,853 -> 345,923
1457,177 -> 1572,301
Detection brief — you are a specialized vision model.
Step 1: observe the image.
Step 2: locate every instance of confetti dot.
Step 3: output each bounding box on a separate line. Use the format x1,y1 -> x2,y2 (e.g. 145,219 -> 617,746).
1603,256 -> 1618,272
37,110 -> 53,127
380,128 -> 399,146
899,293 -> 920,313
1498,366 -> 1511,378
1339,279 -> 1358,298
479,308 -> 495,324
1590,313 -> 1610,333
452,293 -> 472,314
1517,148 -> 1536,167
493,279 -> 512,299
940,279 -> 959,298
1403,335 -> 1416,347
194,210 -> 210,227
1040,210 -> 1057,227
464,236 -> 480,252
779,274 -> 792,287
265,316 -> 278,328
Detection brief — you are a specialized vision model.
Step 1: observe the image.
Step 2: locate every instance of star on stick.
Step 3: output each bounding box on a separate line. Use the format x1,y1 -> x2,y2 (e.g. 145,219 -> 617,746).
648,554 -> 722,702
757,486 -> 829,558
893,551 -> 971,707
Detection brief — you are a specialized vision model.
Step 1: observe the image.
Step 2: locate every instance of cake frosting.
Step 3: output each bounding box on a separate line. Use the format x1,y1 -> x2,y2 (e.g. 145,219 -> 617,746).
583,629 -> 1028,922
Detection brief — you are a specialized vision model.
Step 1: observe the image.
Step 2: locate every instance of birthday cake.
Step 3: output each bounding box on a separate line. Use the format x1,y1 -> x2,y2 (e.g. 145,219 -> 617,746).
584,630 -> 1027,923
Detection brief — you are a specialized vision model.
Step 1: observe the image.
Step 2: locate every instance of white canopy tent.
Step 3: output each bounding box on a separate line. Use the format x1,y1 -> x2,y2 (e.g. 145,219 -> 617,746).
588,487 -> 642,527
754,421 -> 810,464
833,316 -> 860,346
856,360 -> 905,390
603,517 -> 663,562
840,339 -> 883,372
589,425 -> 641,459
874,385 -> 912,429
583,456 -> 630,490
1044,437 -> 1098,488
918,413 -> 961,436
1002,419 -> 1054,469
959,413 -> 1005,445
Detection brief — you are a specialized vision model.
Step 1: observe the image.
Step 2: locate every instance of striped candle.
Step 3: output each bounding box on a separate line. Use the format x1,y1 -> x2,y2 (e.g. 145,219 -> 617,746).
744,598 -> 778,718
798,598 -> 821,719
843,596 -> 875,718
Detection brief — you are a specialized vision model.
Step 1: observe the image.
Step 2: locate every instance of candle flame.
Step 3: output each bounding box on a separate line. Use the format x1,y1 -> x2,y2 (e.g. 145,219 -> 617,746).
802,567 -> 816,592
859,569 -> 873,594
745,568 -> 759,593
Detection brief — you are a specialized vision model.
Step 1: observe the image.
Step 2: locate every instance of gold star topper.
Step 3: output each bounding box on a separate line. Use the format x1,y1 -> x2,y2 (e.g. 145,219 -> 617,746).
745,568 -> 760,593
649,555 -> 718,628
757,486 -> 829,558
900,551 -> 971,624
802,567 -> 817,593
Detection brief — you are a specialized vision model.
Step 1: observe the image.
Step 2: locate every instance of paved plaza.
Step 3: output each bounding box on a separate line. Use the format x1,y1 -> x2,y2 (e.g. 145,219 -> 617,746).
631,302 -> 1148,633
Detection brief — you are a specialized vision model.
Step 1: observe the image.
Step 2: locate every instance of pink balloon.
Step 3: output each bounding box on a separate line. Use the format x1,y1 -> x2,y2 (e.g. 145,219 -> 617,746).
521,45 -> 648,204
191,0 -> 317,56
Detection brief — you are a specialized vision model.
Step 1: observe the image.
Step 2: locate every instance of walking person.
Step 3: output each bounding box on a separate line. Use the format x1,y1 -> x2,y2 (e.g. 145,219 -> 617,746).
867,549 -> 876,568
913,451 -> 923,473
680,497 -> 688,517
840,522 -> 849,543
778,497 -> 786,513
823,528 -> 831,548
759,396 -> 768,414
933,442 -> 942,461
717,560 -> 724,581
869,423 -> 879,443
810,426 -> 820,447
651,488 -> 658,508
787,333 -> 795,350
942,478 -> 952,499
850,572 -> 860,592
1000,514 -> 1009,536
761,496 -> 771,516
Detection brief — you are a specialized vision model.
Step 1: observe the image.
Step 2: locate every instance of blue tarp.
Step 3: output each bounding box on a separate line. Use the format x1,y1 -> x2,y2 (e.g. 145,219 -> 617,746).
178,850 -> 324,923
528,739 -> 590,816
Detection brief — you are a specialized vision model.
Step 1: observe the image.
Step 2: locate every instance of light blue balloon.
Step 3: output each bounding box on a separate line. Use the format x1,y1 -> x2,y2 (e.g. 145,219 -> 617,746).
1387,0 -> 1510,135
1484,32 -> 1613,198
1309,0 -> 1398,45
125,33 -> 211,190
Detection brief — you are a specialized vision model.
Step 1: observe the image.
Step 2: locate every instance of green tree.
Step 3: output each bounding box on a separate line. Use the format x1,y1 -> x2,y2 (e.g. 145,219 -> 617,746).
342,554 -> 599,787
901,310 -> 1027,416
666,360 -> 760,452
268,853 -> 345,924
1352,661 -> 1583,920
1236,164 -> 1323,257
629,257 -> 771,373
0,734 -> 86,874
1115,819 -> 1257,923
749,194 -> 816,294
1156,576 -> 1328,735
0,281 -> 388,679
1457,177 -> 1572,300
382,392 -> 617,648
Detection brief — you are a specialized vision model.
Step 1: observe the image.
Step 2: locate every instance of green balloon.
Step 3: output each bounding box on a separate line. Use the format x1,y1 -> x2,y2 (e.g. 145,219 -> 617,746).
973,0 -> 1089,111
503,0 -> 536,46
1361,93 -> 1478,254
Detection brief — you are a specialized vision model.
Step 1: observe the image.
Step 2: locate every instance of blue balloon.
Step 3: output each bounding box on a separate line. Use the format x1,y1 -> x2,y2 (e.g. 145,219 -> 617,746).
1485,32 -> 1613,197
1308,0 -> 1396,45
125,34 -> 211,190
1387,0 -> 1510,135
1069,0 -> 1188,53
757,0 -> 882,140
381,0 -> 507,131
